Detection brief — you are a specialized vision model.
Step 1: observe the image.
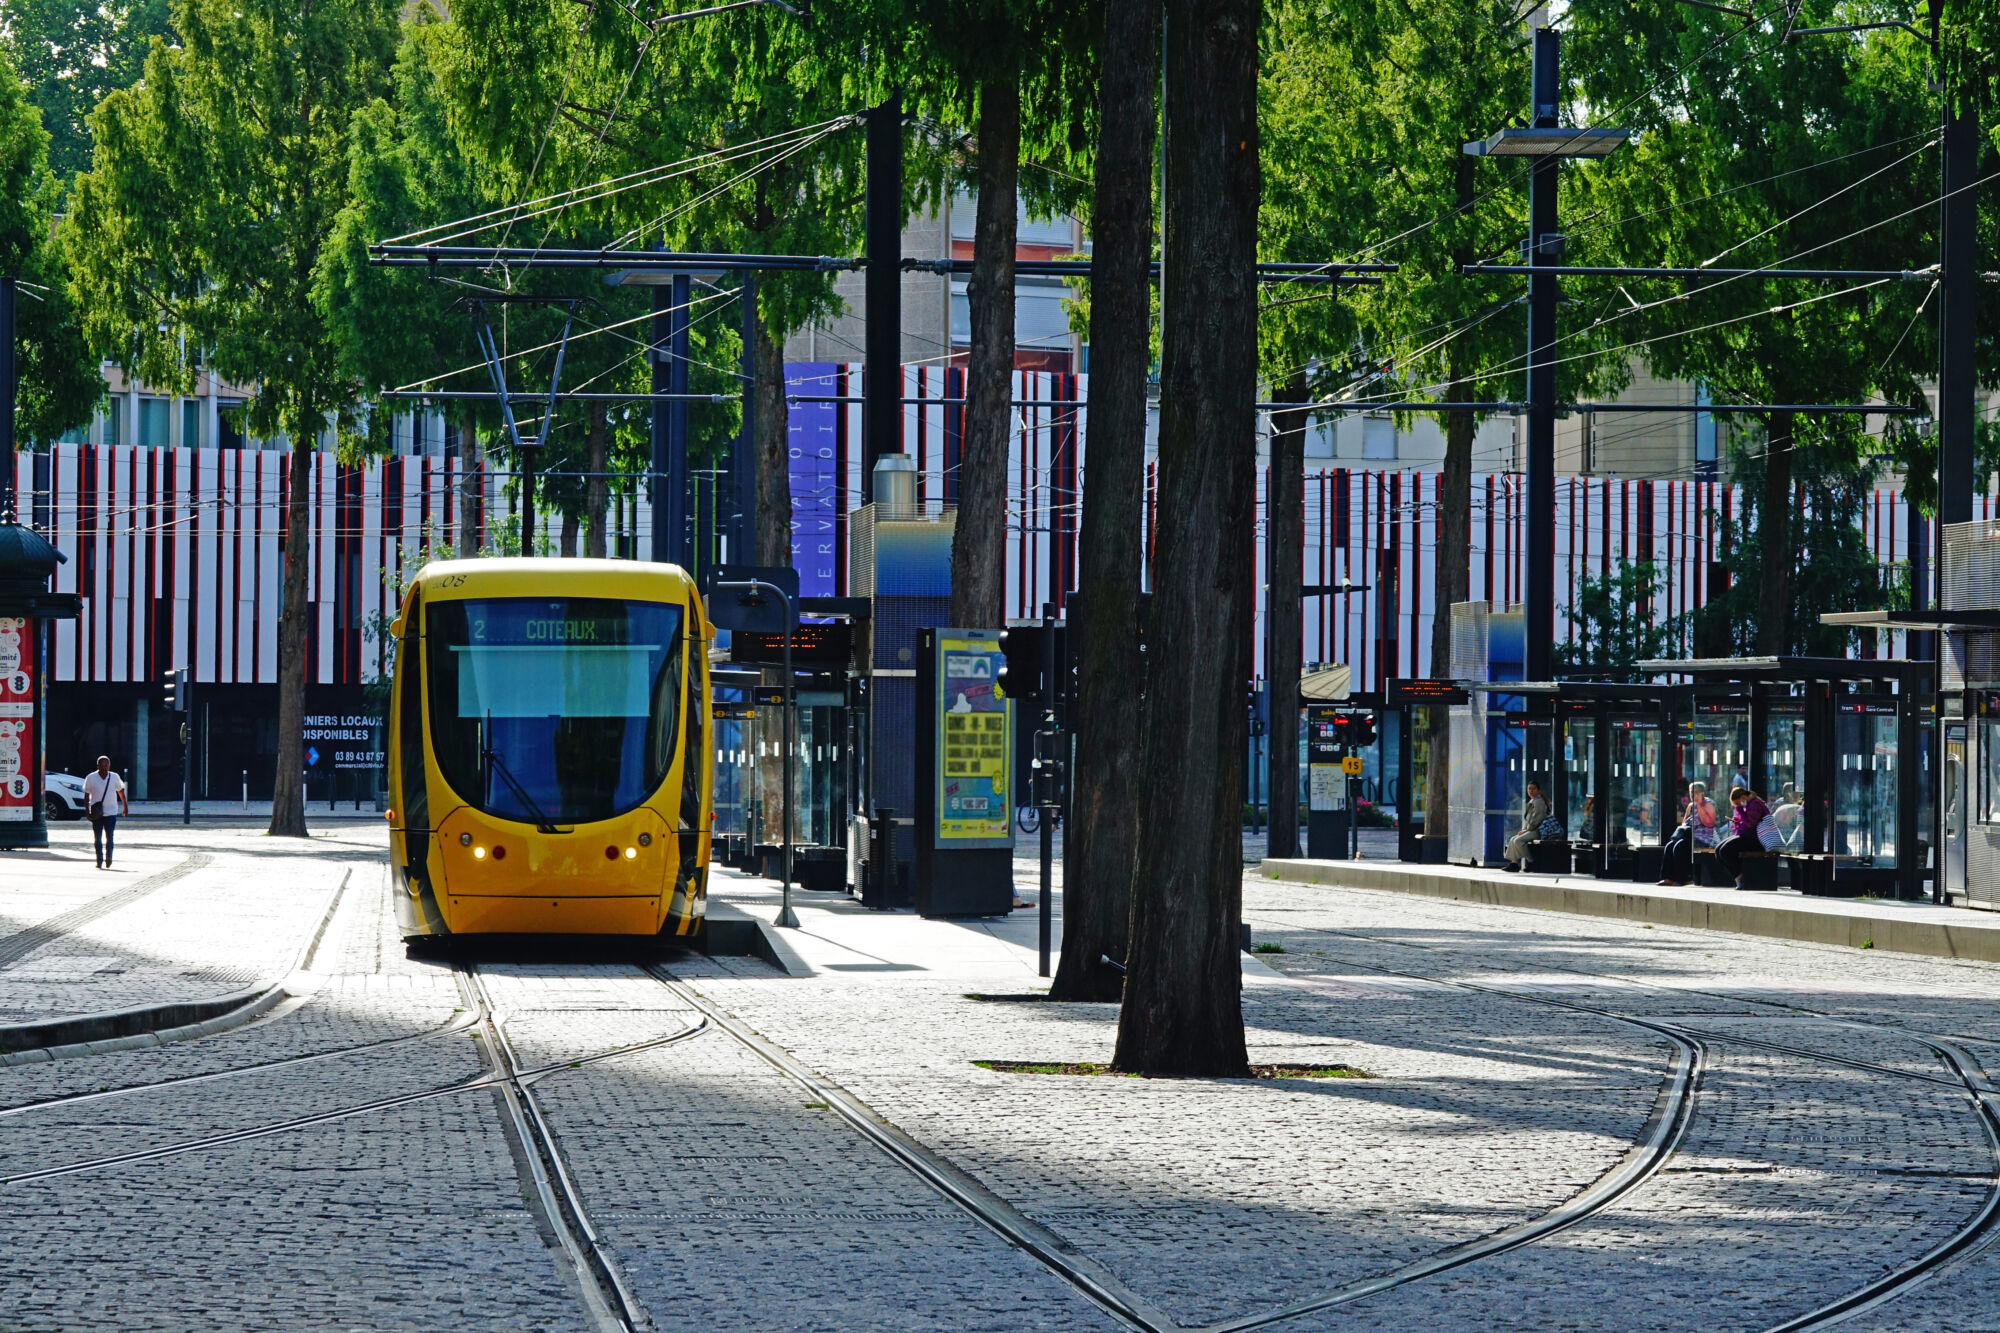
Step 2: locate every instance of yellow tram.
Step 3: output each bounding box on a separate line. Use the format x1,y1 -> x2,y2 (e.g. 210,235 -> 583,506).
385,559 -> 712,941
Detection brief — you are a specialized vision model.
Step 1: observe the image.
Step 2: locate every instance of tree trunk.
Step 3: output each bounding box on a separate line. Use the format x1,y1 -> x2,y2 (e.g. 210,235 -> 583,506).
753,316 -> 792,566
1426,400 -> 1474,846
1113,0 -> 1257,1077
456,418 -> 480,559
1424,151 -> 1479,847
269,435 -> 313,838
584,406 -> 609,559
560,508 -> 578,558
1052,0 -> 1160,1003
1755,409 -> 1794,655
950,77 -> 1020,630
1266,371 -> 1307,860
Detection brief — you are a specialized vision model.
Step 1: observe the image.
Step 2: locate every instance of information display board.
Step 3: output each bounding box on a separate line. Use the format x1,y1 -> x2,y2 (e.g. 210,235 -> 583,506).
0,617 -> 34,821
935,631 -> 1013,847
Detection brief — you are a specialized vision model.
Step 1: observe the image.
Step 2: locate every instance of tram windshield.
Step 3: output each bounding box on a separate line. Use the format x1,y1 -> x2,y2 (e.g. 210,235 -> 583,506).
427,597 -> 684,824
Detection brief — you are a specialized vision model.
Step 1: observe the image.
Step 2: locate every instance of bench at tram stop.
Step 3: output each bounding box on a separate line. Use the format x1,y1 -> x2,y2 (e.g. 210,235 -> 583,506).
1525,838 -> 1572,875
1692,845 -> 1778,889
1692,847 -> 1731,888
1736,849 -> 1779,891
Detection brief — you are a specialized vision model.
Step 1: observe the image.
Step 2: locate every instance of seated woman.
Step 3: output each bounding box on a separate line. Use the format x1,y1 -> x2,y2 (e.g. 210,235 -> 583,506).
1659,781 -> 1719,886
1714,786 -> 1775,887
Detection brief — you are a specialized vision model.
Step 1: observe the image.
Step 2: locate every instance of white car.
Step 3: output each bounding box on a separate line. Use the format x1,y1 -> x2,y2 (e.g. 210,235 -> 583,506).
44,771 -> 86,820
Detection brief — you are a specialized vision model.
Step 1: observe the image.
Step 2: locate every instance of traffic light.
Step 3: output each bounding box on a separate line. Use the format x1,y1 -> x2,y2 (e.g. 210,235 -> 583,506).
1349,712 -> 1377,748
997,625 -> 1050,706
162,666 -> 188,713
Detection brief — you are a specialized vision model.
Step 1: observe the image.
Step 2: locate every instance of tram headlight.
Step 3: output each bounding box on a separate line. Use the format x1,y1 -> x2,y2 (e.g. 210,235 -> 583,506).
624,847 -> 638,860
638,833 -> 652,847
473,846 -> 486,860
459,833 -> 473,846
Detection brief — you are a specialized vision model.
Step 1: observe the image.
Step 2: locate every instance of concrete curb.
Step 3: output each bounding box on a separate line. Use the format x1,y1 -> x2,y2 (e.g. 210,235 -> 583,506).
699,899 -> 809,976
0,865 -> 355,1066
1258,858 -> 2000,964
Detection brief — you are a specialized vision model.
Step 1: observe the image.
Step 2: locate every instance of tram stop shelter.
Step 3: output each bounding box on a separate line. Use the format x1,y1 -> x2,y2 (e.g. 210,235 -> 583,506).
1391,656 -> 1932,901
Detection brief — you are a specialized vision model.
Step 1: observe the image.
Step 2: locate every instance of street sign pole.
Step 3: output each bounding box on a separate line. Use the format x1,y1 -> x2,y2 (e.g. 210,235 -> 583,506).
1037,603 -> 1057,978
182,670 -> 192,826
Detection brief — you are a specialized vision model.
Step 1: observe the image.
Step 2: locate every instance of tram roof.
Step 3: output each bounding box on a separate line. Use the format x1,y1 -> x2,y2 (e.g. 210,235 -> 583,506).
409,557 -> 697,591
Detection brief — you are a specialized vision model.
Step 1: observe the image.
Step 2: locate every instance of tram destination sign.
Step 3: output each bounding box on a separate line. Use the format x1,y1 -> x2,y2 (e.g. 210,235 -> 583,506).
730,622 -> 853,667
1386,678 -> 1469,706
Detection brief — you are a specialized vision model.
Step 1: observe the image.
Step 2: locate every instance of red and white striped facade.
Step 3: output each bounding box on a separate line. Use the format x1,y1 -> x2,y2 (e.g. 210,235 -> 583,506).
20,443 -> 502,689
12,366 -> 1964,692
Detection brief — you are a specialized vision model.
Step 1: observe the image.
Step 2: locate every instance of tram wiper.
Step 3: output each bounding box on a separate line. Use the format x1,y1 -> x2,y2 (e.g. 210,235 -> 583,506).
480,741 -> 571,835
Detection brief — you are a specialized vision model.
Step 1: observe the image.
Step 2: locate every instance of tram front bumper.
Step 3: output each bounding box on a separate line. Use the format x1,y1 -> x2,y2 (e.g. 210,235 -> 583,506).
429,807 -> 687,935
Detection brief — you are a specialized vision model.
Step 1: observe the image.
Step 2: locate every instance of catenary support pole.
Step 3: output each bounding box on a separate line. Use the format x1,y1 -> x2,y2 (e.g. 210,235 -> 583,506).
735,269 -> 757,561
1937,89 -> 1977,526
650,275 -> 671,563
669,272 -> 692,567
0,276 -> 12,520
864,95 -> 902,481
1524,25 -> 1560,685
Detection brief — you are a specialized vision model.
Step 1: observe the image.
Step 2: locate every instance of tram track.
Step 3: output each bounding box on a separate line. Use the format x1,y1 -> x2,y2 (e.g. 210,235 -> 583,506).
459,964 -> 676,1333
642,959 -> 1710,1333
1243,912 -> 2000,1332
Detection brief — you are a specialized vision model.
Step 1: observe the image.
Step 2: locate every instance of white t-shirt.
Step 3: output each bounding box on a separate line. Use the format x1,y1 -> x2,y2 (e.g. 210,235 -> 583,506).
83,770 -> 127,814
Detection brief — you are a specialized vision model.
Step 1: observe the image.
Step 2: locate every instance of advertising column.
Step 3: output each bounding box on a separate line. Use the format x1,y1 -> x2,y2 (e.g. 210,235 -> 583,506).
0,616 -> 31,825
914,627 -> 1015,916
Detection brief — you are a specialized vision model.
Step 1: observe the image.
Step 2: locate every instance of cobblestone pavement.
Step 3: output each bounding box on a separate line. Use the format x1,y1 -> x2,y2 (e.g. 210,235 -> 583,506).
6,825 -> 2000,1330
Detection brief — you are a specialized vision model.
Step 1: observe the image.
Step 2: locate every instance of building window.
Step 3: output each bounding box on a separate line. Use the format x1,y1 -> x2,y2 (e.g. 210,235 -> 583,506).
1305,420 -> 1335,459
138,396 -> 170,448
100,403 -> 120,447
182,399 -> 204,449
218,400 -> 246,450
1362,417 -> 1395,460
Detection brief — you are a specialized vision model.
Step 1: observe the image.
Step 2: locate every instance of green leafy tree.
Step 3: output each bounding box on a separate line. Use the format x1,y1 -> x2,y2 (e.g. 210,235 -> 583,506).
68,0 -> 400,837
0,46 -> 100,445
435,0 -> 862,567
1262,0 -> 1623,841
1694,426 -> 1896,656
1553,559 -> 1687,676
1565,2 -> 1941,655
1,0 -> 168,182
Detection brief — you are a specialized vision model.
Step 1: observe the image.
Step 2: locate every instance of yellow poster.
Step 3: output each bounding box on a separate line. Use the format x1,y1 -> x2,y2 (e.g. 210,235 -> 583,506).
937,633 -> 1012,844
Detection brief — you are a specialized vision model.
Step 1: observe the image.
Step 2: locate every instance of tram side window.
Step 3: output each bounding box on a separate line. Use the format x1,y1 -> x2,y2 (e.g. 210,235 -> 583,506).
397,593 -> 427,833
1981,719 -> 2000,824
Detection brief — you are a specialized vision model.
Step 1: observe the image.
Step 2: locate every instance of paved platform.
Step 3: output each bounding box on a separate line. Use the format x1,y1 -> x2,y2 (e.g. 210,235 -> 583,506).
1261,855 -> 2000,961
706,862 -> 1058,983
0,824 -> 379,1052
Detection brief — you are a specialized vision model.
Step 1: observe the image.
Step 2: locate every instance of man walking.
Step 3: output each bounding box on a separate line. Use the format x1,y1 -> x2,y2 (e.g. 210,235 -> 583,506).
83,755 -> 127,870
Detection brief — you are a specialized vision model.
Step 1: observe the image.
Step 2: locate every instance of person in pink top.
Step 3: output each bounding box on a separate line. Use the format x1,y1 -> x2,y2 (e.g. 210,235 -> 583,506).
1715,785 -> 1772,888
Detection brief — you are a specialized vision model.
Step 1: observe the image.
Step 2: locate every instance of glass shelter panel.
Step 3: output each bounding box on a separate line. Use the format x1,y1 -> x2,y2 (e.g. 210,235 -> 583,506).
1832,702 -> 1897,867
1762,705 -> 1808,850
1563,716 -> 1596,840
1682,703 -> 1750,803
1608,718 -> 1662,849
